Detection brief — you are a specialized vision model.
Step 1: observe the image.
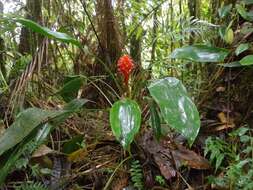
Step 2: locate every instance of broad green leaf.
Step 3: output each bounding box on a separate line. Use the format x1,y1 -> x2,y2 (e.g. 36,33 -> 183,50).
218,4 -> 232,18
0,109 -> 61,156
62,98 -> 88,112
240,55 -> 253,65
58,76 -> 85,102
0,99 -> 86,156
0,123 -> 53,184
149,100 -> 161,140
148,77 -> 200,146
171,45 -> 229,62
0,99 -> 86,184
236,4 -> 253,21
110,99 -> 141,150
34,123 -> 53,144
235,43 -> 250,56
13,18 -> 81,47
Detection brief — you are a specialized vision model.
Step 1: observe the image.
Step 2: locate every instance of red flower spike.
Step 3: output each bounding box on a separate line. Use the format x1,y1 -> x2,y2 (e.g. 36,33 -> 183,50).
117,55 -> 134,85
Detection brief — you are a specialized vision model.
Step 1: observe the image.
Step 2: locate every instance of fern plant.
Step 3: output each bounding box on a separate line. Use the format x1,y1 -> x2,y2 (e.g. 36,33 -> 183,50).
155,175 -> 166,186
130,159 -> 144,190
206,127 -> 253,189
204,136 -> 234,172
15,182 -> 48,190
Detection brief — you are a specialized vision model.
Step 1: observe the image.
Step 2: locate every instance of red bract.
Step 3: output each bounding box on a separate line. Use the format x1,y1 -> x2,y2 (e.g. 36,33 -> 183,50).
117,55 -> 134,85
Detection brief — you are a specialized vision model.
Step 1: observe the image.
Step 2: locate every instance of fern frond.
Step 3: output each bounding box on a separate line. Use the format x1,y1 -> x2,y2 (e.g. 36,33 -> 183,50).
15,181 -> 48,190
130,160 -> 144,190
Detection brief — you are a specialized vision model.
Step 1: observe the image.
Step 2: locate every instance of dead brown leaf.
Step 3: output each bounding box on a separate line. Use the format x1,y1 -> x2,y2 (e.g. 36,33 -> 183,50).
32,144 -> 54,158
212,112 -> 236,131
171,144 -> 210,170
138,130 -> 210,180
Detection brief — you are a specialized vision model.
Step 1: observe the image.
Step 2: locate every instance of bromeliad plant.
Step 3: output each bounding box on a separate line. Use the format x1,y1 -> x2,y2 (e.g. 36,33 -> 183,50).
109,55 -> 201,152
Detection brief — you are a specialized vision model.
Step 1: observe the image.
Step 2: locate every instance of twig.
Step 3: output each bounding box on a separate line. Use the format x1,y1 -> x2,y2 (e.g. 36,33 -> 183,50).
78,159 -> 113,175
177,171 -> 194,190
103,156 -> 131,190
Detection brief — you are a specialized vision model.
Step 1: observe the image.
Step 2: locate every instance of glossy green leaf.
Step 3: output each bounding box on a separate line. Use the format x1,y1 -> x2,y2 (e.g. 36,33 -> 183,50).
149,100 -> 162,140
148,77 -> 200,146
171,45 -> 229,62
0,123 -> 53,184
218,4 -> 232,18
240,55 -> 253,65
13,18 -> 81,47
34,123 -> 53,144
0,99 -> 86,156
0,109 -> 61,156
110,99 -> 141,150
0,99 -> 86,184
235,43 -> 250,56
236,4 -> 253,21
58,76 -> 85,102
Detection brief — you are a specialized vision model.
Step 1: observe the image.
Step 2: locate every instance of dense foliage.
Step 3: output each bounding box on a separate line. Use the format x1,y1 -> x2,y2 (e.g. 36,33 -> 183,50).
1,0 -> 253,189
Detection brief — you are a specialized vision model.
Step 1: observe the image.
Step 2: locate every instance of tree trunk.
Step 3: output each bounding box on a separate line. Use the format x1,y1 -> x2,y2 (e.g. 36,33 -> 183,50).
19,0 -> 42,55
130,33 -> 142,65
82,0 -> 123,107
96,0 -> 122,67
0,1 -> 6,79
151,10 -> 158,63
188,0 -> 200,44
117,0 -> 127,45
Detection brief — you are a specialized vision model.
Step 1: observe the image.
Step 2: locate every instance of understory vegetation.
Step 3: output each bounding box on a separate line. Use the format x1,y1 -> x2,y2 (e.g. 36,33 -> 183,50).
1,0 -> 253,189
